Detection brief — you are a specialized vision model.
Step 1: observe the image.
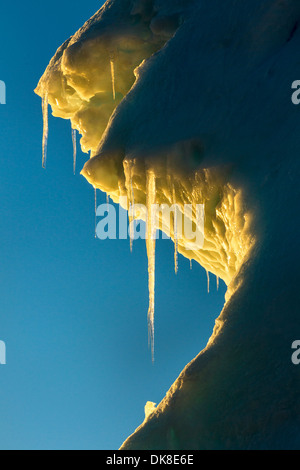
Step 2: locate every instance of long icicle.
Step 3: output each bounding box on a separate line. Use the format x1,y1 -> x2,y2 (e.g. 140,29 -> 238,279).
206,269 -> 210,293
124,160 -> 135,252
129,168 -> 135,252
173,186 -> 179,275
94,187 -> 98,239
42,91 -> 49,169
72,127 -> 77,175
146,170 -> 156,362
110,55 -> 116,101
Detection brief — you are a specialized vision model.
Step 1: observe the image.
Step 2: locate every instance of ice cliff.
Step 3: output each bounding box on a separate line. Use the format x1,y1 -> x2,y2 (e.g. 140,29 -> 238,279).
35,0 -> 300,449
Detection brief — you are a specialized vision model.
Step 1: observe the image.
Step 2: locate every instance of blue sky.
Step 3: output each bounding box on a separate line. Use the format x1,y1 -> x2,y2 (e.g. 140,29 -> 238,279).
0,0 -> 226,450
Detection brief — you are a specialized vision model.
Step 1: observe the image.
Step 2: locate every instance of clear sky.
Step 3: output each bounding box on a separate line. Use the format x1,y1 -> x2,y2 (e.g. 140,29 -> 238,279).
0,0 -> 226,450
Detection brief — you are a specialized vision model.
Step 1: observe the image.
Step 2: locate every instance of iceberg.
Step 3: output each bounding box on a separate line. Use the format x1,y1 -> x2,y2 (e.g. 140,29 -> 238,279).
35,0 -> 300,449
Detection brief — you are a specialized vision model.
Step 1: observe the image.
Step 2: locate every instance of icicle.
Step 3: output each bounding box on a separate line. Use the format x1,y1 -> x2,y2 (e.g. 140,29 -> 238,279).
124,161 -> 135,252
106,193 -> 110,212
216,275 -> 220,291
206,270 -> 210,293
72,127 -> 77,175
129,174 -> 135,253
42,91 -> 49,169
173,186 -> 179,275
146,170 -> 156,362
94,187 -> 98,239
130,172 -> 135,211
190,259 -> 193,270
110,54 -> 116,101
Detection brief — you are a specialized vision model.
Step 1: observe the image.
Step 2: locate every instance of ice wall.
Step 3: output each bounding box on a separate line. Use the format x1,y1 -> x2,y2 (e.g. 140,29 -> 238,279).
35,0 -> 300,449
